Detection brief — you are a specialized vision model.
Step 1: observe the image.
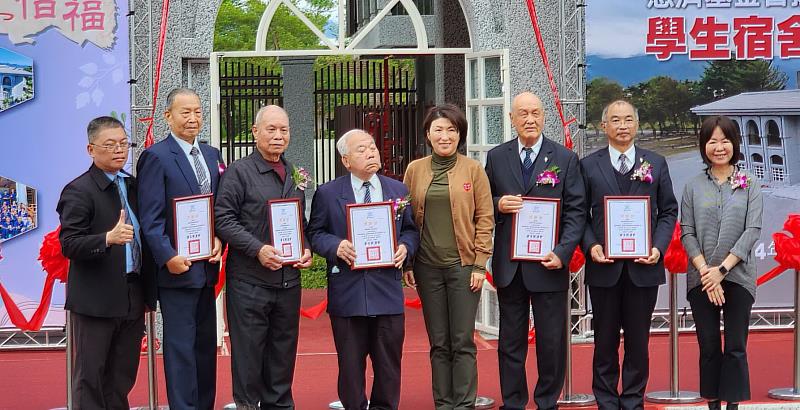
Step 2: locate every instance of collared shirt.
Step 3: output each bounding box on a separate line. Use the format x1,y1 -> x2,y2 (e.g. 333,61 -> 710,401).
518,136 -> 543,164
104,172 -> 141,273
351,173 -> 383,204
172,133 -> 211,183
608,144 -> 636,173
680,169 -> 763,299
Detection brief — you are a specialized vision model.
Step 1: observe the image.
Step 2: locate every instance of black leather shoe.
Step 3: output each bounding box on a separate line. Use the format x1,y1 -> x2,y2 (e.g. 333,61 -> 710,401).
726,403 -> 739,410
707,400 -> 721,410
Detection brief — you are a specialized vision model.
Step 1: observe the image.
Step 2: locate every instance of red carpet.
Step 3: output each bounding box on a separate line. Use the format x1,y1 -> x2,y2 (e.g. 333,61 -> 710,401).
0,289 -> 796,409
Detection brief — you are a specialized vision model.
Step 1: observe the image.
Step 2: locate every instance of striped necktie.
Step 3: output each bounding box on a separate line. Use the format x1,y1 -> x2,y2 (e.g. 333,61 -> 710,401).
523,147 -> 534,170
618,154 -> 630,174
190,147 -> 211,194
362,181 -> 372,203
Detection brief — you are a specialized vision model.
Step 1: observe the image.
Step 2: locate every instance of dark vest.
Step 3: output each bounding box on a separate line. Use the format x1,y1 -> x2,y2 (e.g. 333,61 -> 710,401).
615,166 -> 635,194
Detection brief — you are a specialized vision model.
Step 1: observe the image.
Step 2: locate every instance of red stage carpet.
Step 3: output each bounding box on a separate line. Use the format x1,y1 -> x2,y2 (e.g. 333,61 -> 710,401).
0,289 -> 796,409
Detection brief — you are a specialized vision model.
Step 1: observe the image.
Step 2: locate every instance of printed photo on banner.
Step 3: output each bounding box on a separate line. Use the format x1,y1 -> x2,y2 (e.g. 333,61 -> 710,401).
0,47 -> 33,113
0,176 -> 37,243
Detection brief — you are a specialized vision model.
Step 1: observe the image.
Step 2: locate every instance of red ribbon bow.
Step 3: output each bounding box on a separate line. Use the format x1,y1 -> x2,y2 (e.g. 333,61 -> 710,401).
757,214 -> 800,286
664,222 -> 688,274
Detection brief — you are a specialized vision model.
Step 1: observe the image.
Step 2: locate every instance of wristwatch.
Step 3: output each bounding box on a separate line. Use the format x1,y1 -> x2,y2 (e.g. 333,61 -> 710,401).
718,265 -> 729,276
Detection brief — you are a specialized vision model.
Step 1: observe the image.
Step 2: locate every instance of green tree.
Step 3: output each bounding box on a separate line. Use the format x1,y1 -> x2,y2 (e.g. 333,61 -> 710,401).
698,59 -> 787,102
586,77 -> 624,135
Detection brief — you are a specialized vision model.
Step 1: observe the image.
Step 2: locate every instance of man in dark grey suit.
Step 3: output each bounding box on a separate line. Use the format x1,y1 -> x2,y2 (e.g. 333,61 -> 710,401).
485,92 -> 586,410
581,100 -> 678,410
215,105 -> 313,409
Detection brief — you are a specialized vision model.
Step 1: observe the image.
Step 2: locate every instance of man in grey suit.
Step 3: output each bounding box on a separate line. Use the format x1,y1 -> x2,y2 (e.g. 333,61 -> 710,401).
215,105 -> 313,409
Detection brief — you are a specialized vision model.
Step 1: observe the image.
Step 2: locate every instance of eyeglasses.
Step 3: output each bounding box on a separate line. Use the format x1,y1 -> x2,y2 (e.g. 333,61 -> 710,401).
264,127 -> 290,136
607,118 -> 636,127
91,142 -> 132,152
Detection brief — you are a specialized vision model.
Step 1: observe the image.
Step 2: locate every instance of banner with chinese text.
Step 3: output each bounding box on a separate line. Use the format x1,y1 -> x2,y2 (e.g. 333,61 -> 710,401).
0,0 -> 129,329
587,0 -> 799,309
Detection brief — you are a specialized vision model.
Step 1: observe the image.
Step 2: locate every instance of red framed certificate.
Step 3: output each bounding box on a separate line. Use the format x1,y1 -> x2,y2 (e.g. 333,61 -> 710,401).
346,201 -> 397,270
603,196 -> 652,259
268,198 -> 305,265
511,197 -> 561,261
173,193 -> 214,262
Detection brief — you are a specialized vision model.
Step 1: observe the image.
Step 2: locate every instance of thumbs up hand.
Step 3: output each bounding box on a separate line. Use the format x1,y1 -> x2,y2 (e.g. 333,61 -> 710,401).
106,209 -> 134,246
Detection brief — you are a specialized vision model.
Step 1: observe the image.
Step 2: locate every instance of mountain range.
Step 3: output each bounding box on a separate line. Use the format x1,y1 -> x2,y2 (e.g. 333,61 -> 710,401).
587,54 -> 800,89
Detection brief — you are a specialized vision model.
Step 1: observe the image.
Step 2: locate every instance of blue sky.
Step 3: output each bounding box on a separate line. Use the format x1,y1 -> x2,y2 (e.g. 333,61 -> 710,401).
587,0 -> 800,58
0,47 -> 33,66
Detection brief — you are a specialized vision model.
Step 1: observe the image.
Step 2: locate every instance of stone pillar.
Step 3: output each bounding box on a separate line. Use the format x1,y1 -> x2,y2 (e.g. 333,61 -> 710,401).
280,57 -> 317,201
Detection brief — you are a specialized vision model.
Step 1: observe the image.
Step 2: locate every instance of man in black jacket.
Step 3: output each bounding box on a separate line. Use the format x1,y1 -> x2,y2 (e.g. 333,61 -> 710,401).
57,116 -> 156,409
581,100 -> 678,410
215,105 -> 313,409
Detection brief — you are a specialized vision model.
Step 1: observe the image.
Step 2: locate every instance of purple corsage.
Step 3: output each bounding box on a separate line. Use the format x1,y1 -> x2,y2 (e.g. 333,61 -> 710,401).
730,170 -> 751,191
631,160 -> 654,183
536,165 -> 561,187
392,195 -> 411,220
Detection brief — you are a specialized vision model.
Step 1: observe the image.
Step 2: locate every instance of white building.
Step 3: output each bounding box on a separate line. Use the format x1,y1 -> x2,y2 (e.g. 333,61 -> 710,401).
0,64 -> 32,102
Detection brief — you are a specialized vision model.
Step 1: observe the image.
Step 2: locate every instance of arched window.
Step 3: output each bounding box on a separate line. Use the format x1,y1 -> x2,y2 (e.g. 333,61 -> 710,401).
766,120 -> 782,147
771,155 -> 784,165
752,153 -> 763,163
738,153 -> 745,162
732,120 -> 742,145
1,77 -> 11,86
747,120 -> 760,146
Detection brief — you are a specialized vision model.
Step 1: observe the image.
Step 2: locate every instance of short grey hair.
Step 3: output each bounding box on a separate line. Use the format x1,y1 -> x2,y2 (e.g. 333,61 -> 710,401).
336,129 -> 371,156
254,104 -> 288,126
601,100 -> 639,123
87,116 -> 125,143
165,88 -> 200,110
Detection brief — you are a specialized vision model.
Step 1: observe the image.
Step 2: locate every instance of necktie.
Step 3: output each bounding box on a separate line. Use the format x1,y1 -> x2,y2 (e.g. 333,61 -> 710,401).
618,153 -> 630,174
523,147 -> 534,170
190,147 -> 211,194
362,181 -> 372,204
116,177 -> 141,274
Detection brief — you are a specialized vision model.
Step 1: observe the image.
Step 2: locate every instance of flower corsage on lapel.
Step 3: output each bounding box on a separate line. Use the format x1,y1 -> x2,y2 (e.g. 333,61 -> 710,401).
291,166 -> 312,191
392,195 -> 411,220
536,165 -> 561,187
730,169 -> 752,191
630,159 -> 654,183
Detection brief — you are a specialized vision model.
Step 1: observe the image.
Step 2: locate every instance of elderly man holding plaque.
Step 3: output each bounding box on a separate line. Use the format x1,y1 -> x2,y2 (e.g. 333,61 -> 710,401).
485,92 -> 586,410
307,129 -> 419,410
137,88 -> 224,410
215,105 -> 313,409
580,100 -> 678,410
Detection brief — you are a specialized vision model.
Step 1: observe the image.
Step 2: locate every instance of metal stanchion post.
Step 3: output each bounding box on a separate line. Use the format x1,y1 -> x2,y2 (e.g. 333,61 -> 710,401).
558,279 -> 595,406
768,269 -> 800,400
66,311 -> 73,410
146,311 -> 159,409
645,273 -> 701,403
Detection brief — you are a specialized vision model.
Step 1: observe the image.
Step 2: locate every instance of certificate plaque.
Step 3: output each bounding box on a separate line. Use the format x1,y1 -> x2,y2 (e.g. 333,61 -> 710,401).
173,194 -> 214,261
346,201 -> 397,270
604,196 -> 652,259
268,198 -> 304,265
511,197 -> 561,261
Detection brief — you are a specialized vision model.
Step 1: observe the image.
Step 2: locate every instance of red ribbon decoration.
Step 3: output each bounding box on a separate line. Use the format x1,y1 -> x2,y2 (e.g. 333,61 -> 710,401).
300,298 -> 328,319
757,214 -> 800,286
141,0 -> 172,148
0,227 -> 68,331
664,222 -> 688,274
215,246 -> 228,298
569,248 -> 585,273
524,0 -> 577,150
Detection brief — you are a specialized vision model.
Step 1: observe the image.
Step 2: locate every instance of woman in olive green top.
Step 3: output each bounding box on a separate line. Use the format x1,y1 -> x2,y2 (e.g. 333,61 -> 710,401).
403,104 -> 495,410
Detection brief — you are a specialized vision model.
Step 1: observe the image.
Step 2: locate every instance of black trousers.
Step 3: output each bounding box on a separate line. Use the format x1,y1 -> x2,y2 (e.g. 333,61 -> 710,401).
71,281 -> 144,410
497,270 -> 567,410
159,286 -> 217,410
329,314 -> 405,410
688,281 -> 754,403
226,279 -> 301,410
589,267 -> 658,410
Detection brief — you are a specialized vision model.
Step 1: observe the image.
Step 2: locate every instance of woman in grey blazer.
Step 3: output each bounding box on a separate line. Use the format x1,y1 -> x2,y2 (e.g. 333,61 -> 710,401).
680,115 -> 763,410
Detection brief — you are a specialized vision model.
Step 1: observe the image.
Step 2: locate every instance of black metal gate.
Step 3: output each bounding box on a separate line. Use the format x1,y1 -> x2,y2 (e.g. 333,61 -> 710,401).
219,60 -> 283,164
314,57 -> 423,183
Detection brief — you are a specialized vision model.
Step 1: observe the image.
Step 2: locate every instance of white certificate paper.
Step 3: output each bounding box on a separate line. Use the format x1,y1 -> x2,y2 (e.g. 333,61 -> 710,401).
173,194 -> 214,261
347,202 -> 397,270
269,198 -> 304,265
512,197 -> 561,261
604,196 -> 651,259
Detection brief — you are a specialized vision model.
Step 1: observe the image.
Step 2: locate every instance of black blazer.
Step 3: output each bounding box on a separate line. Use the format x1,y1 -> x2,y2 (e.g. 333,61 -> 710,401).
57,164 -> 157,318
485,137 -> 586,292
580,146 -> 679,288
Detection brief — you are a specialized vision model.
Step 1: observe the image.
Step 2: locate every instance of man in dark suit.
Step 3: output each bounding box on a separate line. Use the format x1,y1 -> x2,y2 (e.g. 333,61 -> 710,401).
137,88 -> 224,410
581,100 -> 678,410
215,105 -> 313,409
307,129 -> 419,410
485,92 -> 586,410
57,116 -> 157,409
